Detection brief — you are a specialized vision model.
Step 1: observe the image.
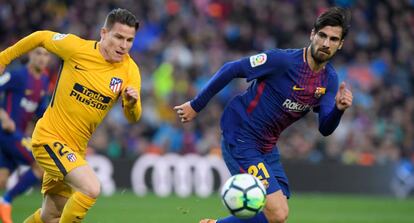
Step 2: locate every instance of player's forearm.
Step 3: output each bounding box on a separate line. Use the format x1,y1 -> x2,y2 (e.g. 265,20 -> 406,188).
190,61 -> 244,112
318,106 -> 344,136
0,31 -> 53,67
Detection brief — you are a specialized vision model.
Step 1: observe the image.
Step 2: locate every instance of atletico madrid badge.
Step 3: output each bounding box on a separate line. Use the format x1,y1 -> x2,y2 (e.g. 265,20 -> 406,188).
109,77 -> 123,93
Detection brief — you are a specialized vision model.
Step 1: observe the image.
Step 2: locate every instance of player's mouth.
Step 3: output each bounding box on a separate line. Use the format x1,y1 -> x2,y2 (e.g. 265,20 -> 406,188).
115,50 -> 125,56
319,49 -> 330,55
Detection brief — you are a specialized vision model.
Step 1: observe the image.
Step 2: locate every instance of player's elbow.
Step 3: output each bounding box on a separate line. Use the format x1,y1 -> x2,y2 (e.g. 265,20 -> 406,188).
126,109 -> 141,123
319,127 -> 333,137
130,113 -> 141,123
319,125 -> 334,137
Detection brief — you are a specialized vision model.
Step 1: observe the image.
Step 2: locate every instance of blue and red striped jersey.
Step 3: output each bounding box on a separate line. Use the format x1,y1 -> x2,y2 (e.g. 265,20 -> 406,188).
0,66 -> 49,134
191,48 -> 343,153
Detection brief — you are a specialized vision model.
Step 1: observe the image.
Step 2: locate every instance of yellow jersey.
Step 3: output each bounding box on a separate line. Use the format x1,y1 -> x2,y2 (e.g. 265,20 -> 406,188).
0,31 -> 142,154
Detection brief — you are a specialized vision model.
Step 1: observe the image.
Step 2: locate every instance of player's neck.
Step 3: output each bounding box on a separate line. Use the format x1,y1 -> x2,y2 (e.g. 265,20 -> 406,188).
27,64 -> 42,79
98,42 -> 110,62
306,47 -> 327,73
97,41 -> 119,63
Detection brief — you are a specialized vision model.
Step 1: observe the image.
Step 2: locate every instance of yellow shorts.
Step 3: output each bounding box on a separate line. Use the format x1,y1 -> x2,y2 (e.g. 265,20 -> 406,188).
32,140 -> 87,198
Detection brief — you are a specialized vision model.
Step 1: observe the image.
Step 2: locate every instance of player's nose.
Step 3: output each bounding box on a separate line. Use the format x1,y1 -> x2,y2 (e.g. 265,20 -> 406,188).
120,40 -> 128,49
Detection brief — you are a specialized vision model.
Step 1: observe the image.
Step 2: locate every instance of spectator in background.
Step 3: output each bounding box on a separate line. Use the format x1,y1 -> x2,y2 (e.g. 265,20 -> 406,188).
0,0 -> 413,166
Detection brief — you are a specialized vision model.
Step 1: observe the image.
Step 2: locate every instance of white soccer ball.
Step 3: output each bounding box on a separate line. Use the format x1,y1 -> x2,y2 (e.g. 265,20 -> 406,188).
221,173 -> 266,219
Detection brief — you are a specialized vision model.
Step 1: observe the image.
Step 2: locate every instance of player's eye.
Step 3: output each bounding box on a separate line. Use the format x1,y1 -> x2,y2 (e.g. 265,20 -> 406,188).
330,37 -> 340,42
318,32 -> 327,39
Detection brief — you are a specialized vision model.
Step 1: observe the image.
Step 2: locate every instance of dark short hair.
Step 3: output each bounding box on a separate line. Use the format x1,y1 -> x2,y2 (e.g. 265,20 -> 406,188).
314,7 -> 351,39
104,8 -> 139,31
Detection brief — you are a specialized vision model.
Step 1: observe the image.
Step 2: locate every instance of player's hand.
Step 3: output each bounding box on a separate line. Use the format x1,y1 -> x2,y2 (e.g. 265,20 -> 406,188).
123,87 -> 138,107
335,82 -> 353,111
174,101 -> 197,123
0,110 -> 15,133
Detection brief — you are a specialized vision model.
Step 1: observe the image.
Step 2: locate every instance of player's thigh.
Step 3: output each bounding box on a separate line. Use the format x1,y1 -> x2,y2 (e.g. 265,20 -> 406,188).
264,149 -> 291,198
32,140 -> 87,197
41,193 -> 68,222
64,165 -> 101,198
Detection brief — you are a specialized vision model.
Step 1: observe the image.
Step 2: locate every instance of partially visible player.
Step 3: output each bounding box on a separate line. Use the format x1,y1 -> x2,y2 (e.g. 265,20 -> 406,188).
175,7 -> 353,223
0,47 -> 50,223
0,8 -> 141,223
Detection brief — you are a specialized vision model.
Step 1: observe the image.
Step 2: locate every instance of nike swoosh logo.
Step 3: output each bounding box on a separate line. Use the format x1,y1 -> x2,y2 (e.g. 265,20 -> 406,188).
292,85 -> 305,91
74,65 -> 86,71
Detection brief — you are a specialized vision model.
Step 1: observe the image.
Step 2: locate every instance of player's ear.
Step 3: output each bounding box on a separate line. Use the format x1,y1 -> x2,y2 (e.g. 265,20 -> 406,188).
310,29 -> 315,41
338,40 -> 344,50
100,28 -> 108,40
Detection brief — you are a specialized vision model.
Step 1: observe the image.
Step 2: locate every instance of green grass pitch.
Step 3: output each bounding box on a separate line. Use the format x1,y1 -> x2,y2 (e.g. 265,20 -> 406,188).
13,191 -> 414,223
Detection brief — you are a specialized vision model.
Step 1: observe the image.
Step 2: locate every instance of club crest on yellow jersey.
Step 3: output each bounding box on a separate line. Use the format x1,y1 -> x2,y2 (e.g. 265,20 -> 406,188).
109,77 -> 123,93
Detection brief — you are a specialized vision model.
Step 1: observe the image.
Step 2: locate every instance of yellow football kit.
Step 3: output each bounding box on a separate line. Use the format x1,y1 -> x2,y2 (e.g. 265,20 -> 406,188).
0,31 -> 141,197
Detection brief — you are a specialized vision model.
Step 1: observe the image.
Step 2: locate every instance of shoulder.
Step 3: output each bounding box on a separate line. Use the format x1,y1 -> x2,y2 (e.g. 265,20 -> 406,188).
50,32 -> 83,41
247,49 -> 287,68
49,32 -> 90,49
126,56 -> 140,72
325,63 -> 339,89
325,63 -> 338,78
264,48 -> 303,63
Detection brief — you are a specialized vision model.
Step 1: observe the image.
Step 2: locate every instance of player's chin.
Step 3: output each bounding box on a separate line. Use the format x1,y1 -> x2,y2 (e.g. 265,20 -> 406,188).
315,54 -> 331,63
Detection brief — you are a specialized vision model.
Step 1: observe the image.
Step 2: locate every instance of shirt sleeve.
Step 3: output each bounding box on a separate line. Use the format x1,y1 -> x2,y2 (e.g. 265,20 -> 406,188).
190,59 -> 245,112
0,31 -> 83,66
317,72 -> 344,136
122,59 -> 142,122
239,49 -> 288,82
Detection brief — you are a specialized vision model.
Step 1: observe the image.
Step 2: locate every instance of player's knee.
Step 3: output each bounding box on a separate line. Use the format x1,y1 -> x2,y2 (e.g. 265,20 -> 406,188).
266,210 -> 288,223
265,205 -> 289,223
274,208 -> 289,223
40,211 -> 60,223
81,181 -> 101,199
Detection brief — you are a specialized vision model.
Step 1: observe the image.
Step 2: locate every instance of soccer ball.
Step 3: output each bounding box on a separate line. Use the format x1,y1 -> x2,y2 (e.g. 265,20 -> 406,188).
221,173 -> 266,219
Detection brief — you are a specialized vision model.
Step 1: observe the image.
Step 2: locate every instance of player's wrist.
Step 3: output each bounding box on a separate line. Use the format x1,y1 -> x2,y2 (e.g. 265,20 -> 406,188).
122,98 -> 137,108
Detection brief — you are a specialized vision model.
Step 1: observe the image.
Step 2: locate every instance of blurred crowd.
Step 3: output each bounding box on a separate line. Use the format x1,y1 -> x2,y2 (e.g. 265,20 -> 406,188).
0,0 -> 413,166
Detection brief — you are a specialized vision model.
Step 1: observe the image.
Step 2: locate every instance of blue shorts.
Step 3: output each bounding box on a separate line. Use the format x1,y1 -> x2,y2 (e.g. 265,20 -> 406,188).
221,137 -> 290,198
0,131 -> 35,172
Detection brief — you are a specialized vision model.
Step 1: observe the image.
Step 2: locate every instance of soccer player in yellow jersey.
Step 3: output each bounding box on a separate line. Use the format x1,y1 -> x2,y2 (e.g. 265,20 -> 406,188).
0,8 -> 141,223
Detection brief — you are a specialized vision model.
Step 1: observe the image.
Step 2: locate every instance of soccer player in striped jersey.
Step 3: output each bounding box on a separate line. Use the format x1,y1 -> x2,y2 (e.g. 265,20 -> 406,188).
0,47 -> 50,223
0,8 -> 142,223
175,7 -> 353,223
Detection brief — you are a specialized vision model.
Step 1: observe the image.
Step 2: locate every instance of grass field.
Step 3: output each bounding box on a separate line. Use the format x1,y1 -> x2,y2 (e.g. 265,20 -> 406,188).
12,191 -> 414,223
